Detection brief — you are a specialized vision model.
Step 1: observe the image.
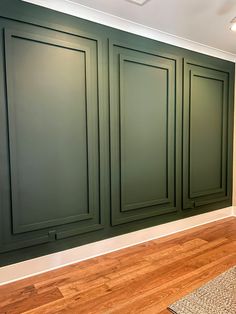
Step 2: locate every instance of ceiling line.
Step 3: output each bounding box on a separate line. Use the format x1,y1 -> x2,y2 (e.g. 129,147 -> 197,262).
22,0 -> 236,62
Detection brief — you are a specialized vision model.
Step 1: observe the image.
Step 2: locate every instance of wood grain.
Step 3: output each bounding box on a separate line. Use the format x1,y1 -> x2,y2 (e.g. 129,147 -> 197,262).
0,217 -> 236,313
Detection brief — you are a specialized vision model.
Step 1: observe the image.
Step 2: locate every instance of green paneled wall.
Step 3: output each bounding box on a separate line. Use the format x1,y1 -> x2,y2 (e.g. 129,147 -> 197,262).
110,43 -> 177,225
0,0 -> 234,266
183,61 -> 231,209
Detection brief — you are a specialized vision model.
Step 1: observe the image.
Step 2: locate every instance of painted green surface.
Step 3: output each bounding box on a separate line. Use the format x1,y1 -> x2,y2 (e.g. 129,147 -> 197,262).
183,61 -> 230,209
121,61 -> 168,206
0,18 -> 103,254
110,44 -> 177,225
5,29 -> 100,234
191,76 -> 223,193
0,0 -> 234,266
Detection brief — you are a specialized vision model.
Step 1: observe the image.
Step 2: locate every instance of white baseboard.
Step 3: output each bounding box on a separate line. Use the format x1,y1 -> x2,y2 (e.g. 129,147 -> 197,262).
0,206 -> 234,286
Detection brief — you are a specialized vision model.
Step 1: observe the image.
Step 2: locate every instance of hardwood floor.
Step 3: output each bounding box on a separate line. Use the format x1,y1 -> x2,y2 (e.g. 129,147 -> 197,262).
1,217 -> 236,313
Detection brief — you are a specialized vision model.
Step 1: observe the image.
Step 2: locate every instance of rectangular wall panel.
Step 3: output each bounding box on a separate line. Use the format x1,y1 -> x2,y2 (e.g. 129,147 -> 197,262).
110,42 -> 178,225
120,57 -> 168,210
190,75 -> 223,195
0,24 -> 103,251
183,60 -> 229,209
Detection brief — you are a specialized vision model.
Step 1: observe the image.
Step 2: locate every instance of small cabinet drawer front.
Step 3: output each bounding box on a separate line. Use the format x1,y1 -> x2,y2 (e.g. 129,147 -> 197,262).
0,20 -> 104,252
109,41 -> 179,225
183,60 -> 231,210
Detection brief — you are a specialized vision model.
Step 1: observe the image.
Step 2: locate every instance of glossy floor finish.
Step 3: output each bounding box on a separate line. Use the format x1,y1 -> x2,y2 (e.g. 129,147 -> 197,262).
1,217 -> 236,314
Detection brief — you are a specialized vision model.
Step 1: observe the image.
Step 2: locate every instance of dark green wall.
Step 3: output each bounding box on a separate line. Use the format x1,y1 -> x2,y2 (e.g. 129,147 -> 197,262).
0,0 -> 234,267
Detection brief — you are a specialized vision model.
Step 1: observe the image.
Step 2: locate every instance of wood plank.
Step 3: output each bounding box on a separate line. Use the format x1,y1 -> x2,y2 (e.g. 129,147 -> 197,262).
0,217 -> 236,314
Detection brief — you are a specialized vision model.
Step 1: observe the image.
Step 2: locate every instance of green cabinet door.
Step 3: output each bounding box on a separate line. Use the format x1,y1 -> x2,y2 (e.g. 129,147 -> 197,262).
110,41 -> 179,225
183,59 -> 232,210
0,20 -> 103,252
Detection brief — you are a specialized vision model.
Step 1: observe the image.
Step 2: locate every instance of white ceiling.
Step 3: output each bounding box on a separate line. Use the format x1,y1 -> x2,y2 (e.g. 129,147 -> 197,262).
22,0 -> 236,59
65,0 -> 236,54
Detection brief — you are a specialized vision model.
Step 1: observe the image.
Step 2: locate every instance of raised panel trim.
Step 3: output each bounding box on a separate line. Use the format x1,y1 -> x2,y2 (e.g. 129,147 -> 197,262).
56,223 -> 103,240
110,41 -> 178,225
122,199 -> 170,212
183,59 -> 229,210
112,207 -> 178,226
189,69 -> 226,198
119,54 -> 172,212
0,234 -> 51,254
110,40 -> 180,64
4,28 -> 100,234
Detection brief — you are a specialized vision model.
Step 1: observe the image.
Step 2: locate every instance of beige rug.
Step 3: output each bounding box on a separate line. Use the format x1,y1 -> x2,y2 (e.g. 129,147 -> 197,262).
168,266 -> 236,314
